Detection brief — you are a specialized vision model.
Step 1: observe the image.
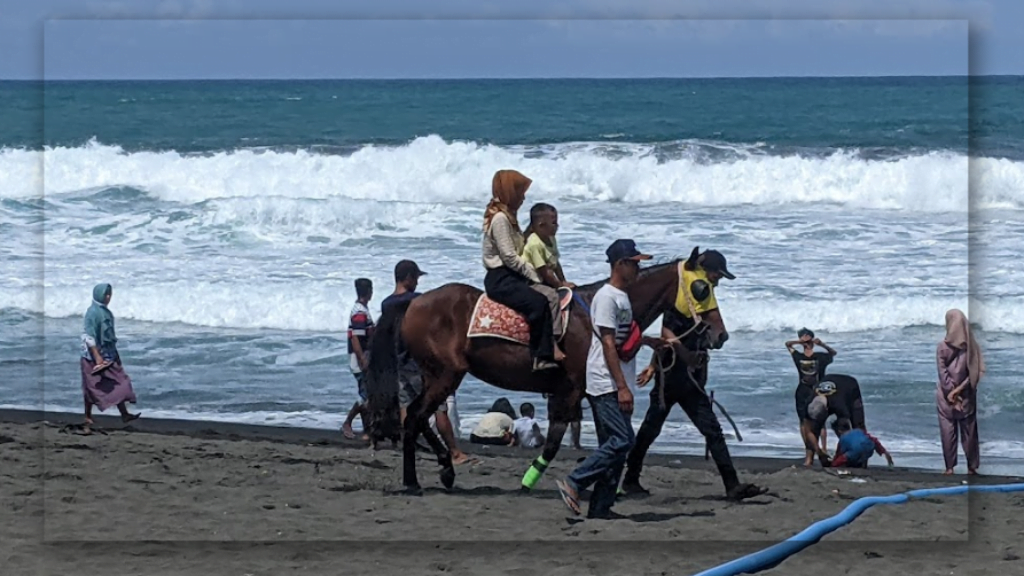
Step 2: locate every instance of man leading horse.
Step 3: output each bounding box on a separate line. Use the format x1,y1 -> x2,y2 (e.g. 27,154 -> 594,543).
621,247 -> 768,501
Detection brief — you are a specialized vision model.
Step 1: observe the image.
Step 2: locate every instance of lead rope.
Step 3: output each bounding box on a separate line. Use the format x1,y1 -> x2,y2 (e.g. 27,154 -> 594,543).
649,263 -> 701,411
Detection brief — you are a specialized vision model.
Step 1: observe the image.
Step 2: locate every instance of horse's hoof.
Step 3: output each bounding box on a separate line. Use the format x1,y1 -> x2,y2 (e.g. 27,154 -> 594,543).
440,466 -> 456,490
402,484 -> 424,496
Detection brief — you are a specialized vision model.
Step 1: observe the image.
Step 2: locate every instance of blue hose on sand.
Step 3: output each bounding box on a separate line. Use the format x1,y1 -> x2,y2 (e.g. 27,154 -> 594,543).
690,482 -> 1024,576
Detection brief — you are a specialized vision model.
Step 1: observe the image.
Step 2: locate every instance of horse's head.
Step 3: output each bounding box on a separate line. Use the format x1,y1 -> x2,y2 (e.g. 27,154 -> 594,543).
700,308 -> 729,350
671,306 -> 729,352
682,246 -> 734,350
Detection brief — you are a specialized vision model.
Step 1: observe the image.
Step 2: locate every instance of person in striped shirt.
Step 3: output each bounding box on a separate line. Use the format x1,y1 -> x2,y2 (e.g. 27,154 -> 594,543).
342,278 -> 374,440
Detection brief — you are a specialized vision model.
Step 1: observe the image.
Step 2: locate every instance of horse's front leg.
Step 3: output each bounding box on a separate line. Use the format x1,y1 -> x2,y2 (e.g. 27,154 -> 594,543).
520,420 -> 568,491
521,394 -> 575,491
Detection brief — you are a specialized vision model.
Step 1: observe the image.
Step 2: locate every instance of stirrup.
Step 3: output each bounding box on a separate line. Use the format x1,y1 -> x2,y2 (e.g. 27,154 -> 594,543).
533,358 -> 559,371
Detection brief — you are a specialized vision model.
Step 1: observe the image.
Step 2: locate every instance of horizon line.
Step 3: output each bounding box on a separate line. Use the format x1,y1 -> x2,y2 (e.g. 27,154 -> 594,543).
4,73 -> 1005,82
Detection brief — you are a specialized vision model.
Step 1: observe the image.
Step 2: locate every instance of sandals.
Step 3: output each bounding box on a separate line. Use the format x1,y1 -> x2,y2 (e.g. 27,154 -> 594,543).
556,479 -> 581,515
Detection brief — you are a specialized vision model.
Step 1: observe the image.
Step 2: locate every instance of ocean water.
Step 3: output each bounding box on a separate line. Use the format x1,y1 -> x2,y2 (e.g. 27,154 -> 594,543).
2,77 -> 1023,475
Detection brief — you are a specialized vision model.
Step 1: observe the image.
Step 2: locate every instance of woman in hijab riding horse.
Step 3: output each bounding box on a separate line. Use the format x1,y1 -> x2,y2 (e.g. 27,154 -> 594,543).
481,169 -> 563,371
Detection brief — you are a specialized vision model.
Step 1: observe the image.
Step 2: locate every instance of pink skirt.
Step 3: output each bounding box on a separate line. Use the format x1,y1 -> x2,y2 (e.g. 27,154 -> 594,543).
80,357 -> 137,411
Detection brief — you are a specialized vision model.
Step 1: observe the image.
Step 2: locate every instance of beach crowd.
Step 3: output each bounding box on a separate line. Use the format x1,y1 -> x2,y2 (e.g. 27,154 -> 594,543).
77,169 -> 986,519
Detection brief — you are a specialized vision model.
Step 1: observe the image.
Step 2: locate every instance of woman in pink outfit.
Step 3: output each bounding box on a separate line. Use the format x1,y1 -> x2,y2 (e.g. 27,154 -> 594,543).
935,309 -> 985,475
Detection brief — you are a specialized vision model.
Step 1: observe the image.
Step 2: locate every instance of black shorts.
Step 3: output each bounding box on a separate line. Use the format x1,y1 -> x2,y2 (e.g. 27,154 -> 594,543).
795,384 -> 814,423
470,434 -> 510,445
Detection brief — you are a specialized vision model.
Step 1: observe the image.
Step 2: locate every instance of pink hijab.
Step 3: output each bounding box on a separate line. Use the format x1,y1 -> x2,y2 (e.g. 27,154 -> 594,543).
944,308 -> 985,389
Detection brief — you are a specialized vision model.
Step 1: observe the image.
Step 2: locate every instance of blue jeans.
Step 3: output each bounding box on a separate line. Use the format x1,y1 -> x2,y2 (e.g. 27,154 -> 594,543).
567,391 -> 636,516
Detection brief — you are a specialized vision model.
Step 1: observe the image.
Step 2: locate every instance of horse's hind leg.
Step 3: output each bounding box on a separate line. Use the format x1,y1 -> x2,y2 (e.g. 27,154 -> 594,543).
427,370 -> 468,490
419,418 -> 456,490
521,394 -> 575,491
405,370 -> 464,492
401,394 -> 426,495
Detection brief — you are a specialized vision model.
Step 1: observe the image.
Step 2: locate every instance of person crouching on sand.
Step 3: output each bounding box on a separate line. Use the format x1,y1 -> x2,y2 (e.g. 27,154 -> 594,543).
470,398 -> 517,446
829,417 -> 893,469
80,283 -> 140,432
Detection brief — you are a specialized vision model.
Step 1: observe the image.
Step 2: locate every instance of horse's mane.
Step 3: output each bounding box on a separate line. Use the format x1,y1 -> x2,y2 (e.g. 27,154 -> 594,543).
573,257 -> 682,298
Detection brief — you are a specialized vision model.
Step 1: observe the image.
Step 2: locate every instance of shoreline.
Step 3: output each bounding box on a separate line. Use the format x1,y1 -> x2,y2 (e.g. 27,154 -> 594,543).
4,408 -> 1024,575
4,408 -> 1020,484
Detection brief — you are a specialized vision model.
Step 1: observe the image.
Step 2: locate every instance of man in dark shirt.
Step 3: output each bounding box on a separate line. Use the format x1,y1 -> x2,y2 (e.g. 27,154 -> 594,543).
382,260 -> 470,465
381,260 -> 423,412
785,327 -> 837,465
803,373 -> 865,467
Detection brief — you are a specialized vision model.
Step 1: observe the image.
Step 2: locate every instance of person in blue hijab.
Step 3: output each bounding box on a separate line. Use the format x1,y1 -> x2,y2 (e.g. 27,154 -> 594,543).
80,283 -> 140,430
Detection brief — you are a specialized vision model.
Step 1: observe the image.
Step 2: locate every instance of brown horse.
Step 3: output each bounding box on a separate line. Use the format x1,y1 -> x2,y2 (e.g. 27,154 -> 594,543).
364,253 -> 729,495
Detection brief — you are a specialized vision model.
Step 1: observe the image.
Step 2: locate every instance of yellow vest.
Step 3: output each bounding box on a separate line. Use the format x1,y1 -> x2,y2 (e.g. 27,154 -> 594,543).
674,264 -> 719,318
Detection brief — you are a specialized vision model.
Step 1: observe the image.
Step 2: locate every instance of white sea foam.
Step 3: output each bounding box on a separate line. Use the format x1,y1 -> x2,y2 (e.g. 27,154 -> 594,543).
5,283 -> 1021,334
2,136 -> 1021,211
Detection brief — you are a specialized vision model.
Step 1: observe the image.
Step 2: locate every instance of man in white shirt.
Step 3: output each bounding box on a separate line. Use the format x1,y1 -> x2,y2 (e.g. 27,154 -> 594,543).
556,239 -> 654,519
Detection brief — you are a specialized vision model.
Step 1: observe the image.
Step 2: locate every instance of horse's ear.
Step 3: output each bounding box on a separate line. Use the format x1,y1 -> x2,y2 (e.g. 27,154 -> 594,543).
686,246 -> 700,265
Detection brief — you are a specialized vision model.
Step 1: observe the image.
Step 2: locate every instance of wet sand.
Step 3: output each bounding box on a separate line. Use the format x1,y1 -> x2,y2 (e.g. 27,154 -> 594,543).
2,409 -> 1022,575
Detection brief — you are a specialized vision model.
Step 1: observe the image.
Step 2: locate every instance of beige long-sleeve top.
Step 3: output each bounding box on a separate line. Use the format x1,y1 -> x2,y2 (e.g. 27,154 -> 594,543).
482,212 -> 541,283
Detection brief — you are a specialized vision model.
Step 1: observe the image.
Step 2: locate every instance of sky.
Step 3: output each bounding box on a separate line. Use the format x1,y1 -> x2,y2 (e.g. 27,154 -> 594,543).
0,0 -> 1020,79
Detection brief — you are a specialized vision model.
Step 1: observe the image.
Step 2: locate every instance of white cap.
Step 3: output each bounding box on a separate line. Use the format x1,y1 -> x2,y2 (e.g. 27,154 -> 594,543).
807,395 -> 828,421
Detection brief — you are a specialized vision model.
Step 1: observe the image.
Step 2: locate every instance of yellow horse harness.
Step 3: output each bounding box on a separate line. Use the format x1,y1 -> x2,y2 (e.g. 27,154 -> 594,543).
674,262 -> 719,322
649,262 -> 742,441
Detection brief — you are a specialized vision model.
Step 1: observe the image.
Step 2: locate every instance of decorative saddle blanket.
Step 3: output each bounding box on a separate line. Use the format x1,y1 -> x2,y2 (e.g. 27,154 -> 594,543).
467,288 -> 574,345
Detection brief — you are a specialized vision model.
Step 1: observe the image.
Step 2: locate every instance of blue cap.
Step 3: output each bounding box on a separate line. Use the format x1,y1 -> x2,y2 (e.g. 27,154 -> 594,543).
606,239 -> 653,264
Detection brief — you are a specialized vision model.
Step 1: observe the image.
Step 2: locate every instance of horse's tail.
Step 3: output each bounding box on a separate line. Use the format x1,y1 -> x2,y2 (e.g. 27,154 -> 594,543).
364,299 -> 413,442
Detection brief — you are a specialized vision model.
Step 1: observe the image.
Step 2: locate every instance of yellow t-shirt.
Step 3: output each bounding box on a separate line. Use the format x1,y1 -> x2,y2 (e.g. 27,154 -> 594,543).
674,265 -> 719,318
521,233 -> 560,271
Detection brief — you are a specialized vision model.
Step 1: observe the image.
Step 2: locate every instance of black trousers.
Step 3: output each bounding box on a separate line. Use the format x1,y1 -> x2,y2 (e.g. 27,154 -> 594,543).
470,434 -> 509,445
484,266 -> 554,361
624,363 -> 740,492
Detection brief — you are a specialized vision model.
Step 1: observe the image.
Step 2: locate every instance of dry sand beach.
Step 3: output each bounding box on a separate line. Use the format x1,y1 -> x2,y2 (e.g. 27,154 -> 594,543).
2,410 -> 1023,576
